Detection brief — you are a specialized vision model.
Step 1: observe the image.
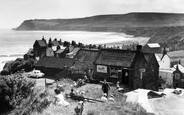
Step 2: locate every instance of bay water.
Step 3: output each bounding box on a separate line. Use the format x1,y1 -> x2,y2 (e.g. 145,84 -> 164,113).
0,29 -> 150,70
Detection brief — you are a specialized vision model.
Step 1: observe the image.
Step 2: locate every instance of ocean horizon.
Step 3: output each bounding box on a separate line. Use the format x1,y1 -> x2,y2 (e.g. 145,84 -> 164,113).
0,29 -> 150,56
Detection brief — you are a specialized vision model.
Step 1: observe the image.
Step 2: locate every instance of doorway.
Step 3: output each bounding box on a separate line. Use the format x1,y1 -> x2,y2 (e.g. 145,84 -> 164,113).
122,69 -> 129,85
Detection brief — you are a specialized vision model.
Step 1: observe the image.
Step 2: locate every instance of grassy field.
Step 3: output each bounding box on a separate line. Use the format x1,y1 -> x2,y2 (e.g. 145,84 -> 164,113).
29,78 -> 152,115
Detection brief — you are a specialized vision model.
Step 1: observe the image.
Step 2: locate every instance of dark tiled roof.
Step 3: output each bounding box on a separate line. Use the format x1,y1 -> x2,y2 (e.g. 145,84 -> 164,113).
35,57 -> 73,69
95,49 -> 136,67
71,49 -> 99,70
36,40 -> 47,47
52,41 -> 60,46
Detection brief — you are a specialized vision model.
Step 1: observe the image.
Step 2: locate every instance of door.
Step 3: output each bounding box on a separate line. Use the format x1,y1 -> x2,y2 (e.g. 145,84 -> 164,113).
122,69 -> 129,85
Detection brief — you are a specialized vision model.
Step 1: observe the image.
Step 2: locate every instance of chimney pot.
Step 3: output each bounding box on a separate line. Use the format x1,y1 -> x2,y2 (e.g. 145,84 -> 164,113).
136,45 -> 142,51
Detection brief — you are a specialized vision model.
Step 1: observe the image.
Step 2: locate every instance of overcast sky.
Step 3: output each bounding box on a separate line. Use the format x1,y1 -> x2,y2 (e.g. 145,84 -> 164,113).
0,0 -> 184,29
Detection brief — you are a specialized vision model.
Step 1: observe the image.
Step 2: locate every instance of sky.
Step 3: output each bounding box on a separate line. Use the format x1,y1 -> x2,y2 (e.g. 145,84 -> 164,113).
0,0 -> 184,29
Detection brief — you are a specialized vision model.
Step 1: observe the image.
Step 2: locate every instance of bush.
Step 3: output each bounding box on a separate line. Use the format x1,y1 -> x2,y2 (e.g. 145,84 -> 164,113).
0,73 -> 36,114
1,58 -> 36,75
24,59 -> 35,72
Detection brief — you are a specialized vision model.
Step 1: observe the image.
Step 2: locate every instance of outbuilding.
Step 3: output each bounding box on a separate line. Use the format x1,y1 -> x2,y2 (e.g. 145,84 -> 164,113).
34,57 -> 73,76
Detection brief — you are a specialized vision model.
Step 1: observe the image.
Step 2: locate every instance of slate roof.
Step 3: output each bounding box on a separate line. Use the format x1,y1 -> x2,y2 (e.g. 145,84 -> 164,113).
36,40 -> 47,47
94,49 -> 137,67
35,57 -> 73,69
51,40 -> 60,46
55,49 -> 65,54
71,49 -> 99,70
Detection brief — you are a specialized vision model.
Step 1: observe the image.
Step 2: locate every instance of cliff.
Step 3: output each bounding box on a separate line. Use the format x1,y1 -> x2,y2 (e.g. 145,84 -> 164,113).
15,12 -> 184,51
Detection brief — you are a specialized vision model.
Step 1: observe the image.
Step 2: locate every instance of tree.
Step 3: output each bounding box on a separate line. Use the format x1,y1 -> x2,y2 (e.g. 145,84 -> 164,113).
63,41 -> 70,47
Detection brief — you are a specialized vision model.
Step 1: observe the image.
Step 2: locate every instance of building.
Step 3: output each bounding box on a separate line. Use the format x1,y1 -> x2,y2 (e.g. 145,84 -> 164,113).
143,43 -> 162,53
24,48 -> 34,60
93,45 -> 158,90
154,49 -> 173,87
55,49 -> 65,58
34,57 -> 73,76
65,47 -> 80,58
172,64 -> 184,88
51,40 -> 60,51
46,47 -> 54,57
70,49 -> 99,79
144,53 -> 159,90
33,40 -> 47,58
155,53 -> 171,69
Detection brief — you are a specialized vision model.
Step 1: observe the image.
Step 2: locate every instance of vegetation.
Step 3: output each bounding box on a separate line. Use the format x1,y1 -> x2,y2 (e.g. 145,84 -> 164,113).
30,79 -> 151,115
1,58 -> 37,75
0,73 -> 35,114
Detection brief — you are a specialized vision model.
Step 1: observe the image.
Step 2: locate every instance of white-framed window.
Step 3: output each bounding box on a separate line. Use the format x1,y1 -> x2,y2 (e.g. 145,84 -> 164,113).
175,73 -> 180,80
110,67 -> 118,78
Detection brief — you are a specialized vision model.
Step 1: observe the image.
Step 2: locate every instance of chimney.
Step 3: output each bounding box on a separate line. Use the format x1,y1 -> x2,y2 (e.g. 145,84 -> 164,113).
136,45 -> 142,51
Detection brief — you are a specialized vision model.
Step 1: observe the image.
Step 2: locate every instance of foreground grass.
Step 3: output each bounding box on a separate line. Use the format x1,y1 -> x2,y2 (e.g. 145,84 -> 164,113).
30,78 -> 153,115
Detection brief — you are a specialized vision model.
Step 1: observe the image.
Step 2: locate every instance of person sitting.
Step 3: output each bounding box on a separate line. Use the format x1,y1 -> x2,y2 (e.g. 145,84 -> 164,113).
101,93 -> 108,102
108,95 -> 115,101
84,75 -> 89,83
54,88 -> 70,107
70,87 -> 75,97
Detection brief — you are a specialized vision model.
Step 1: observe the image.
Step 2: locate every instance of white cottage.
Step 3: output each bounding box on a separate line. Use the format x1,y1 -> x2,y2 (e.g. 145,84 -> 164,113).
155,53 -> 171,69
155,49 -> 173,87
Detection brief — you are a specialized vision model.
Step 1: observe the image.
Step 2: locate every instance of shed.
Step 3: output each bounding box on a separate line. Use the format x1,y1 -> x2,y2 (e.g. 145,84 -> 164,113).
34,57 -> 73,76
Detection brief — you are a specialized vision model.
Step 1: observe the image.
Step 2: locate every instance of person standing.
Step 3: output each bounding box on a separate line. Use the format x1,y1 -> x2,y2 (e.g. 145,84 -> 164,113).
102,79 -> 110,97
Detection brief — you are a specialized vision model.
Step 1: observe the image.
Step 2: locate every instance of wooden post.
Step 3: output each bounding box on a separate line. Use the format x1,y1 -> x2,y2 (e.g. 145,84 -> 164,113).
45,78 -> 47,92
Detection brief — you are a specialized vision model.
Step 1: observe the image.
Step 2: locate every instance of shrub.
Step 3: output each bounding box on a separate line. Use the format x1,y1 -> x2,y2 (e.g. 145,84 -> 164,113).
1,58 -> 36,75
24,59 -> 35,72
0,73 -> 35,114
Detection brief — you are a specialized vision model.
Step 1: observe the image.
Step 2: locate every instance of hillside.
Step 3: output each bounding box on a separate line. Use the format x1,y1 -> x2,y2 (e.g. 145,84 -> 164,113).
16,12 -> 184,31
15,12 -> 184,51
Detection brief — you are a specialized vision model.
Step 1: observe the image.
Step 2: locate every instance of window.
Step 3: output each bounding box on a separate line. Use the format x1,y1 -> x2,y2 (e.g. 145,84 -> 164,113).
110,67 -> 118,78
175,73 -> 180,80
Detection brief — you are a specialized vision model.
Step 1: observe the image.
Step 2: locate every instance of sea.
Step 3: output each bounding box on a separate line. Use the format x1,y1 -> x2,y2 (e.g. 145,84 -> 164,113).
0,29 -> 150,70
